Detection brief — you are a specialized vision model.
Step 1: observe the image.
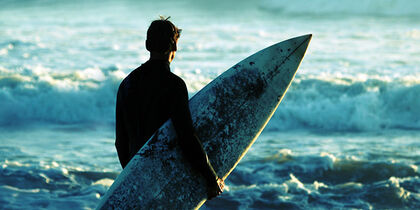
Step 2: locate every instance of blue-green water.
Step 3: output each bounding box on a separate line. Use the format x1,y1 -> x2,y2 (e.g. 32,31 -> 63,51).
1,0 -> 420,209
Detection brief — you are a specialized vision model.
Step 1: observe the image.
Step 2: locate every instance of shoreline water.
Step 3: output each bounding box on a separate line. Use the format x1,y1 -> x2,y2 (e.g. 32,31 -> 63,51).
1,125 -> 419,209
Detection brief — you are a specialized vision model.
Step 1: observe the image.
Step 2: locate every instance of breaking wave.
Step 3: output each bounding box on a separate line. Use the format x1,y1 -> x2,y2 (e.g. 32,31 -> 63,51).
268,75 -> 420,131
0,65 -> 419,131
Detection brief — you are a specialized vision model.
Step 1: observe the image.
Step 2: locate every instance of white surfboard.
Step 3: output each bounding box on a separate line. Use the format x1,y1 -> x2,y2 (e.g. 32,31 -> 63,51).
97,34 -> 312,209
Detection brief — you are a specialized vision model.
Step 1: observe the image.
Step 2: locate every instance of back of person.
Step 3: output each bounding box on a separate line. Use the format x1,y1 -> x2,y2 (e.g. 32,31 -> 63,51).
116,59 -> 185,166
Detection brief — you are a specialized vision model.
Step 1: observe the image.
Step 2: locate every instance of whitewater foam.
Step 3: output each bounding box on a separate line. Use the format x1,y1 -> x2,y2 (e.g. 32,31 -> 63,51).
1,64 -> 419,131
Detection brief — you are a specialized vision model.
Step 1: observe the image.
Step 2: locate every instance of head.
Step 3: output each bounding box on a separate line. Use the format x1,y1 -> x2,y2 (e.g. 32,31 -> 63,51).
146,16 -> 181,62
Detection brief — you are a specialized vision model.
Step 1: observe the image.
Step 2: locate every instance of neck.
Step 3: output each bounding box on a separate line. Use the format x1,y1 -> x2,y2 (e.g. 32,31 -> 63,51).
149,51 -> 175,63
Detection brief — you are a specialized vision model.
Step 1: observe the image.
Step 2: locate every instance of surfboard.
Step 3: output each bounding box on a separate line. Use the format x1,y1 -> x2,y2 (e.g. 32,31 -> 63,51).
97,34 -> 312,209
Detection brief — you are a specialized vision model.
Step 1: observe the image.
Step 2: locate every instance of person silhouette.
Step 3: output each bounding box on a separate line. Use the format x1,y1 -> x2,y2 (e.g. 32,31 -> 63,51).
115,17 -> 224,200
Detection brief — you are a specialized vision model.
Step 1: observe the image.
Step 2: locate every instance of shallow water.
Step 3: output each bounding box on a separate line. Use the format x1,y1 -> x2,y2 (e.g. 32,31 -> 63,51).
1,126 -> 419,209
1,0 -> 420,209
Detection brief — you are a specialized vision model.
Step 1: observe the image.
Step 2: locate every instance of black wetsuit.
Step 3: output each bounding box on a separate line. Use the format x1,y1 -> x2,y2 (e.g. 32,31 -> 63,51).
115,59 -> 218,183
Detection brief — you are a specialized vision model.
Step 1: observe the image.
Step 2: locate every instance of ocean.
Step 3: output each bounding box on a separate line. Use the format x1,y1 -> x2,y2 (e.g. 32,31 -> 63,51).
1,0 -> 420,209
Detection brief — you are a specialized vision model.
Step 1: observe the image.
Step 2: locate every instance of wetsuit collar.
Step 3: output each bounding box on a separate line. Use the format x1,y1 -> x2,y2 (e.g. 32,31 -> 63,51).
145,59 -> 171,72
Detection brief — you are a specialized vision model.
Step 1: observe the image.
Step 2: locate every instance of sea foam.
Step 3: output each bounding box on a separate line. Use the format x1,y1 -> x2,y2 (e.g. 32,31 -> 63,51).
0,65 -> 419,131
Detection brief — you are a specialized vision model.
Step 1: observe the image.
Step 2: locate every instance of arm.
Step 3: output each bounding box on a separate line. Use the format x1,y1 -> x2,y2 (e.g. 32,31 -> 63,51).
115,84 -> 130,169
170,79 -> 223,198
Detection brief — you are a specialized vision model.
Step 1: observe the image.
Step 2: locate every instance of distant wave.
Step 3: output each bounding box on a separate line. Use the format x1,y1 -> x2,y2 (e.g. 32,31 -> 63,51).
259,0 -> 420,17
0,65 -> 419,131
2,0 -> 420,18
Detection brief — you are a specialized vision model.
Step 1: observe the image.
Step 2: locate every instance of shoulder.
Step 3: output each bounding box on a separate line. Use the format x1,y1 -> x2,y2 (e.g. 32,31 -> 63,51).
120,67 -> 139,87
168,72 -> 187,90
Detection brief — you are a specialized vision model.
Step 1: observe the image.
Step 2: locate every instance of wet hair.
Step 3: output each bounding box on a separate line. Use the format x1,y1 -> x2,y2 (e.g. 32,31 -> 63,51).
146,16 -> 181,54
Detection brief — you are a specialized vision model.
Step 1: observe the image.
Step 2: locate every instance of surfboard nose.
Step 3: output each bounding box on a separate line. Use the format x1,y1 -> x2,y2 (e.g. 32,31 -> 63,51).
280,34 -> 312,62
254,34 -> 311,105
302,34 -> 312,48
293,34 -> 312,60
255,34 -> 311,83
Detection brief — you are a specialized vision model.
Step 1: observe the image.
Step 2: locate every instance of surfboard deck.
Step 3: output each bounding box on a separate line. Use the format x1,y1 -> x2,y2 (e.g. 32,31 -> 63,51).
97,34 -> 312,209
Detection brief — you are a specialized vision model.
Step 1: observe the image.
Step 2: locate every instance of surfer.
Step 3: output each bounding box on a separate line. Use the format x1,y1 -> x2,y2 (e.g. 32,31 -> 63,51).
115,17 -> 224,200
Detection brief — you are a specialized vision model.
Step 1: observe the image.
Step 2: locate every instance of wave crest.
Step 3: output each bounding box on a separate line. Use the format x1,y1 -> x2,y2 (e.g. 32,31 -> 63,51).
1,66 -> 419,131
267,75 -> 420,131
